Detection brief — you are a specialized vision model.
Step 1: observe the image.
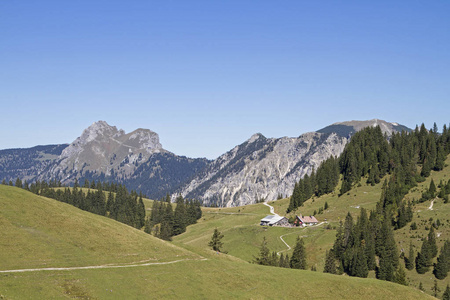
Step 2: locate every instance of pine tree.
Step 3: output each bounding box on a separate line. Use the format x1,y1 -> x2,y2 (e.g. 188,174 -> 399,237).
351,244 -> 368,278
15,177 -> 22,188
279,253 -> 285,268
393,263 -> 408,286
323,249 -> 337,274
208,228 -> 224,252
377,216 -> 399,281
428,225 -> 438,258
434,240 -> 450,280
173,195 -> 187,235
443,284 -> 450,300
432,279 -> 441,298
290,236 -> 307,269
430,179 -> 437,198
405,241 -> 415,270
254,237 -> 270,266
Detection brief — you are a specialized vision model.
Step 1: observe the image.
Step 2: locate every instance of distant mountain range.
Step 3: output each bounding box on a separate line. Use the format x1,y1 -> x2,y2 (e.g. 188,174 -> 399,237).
0,119 -> 410,206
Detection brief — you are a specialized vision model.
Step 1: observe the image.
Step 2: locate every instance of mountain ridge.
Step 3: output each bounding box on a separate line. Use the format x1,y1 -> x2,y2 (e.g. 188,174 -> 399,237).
0,119 -> 411,205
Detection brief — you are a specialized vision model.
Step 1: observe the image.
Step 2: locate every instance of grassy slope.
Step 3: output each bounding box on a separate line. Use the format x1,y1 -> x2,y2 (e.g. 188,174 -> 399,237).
0,186 -> 432,299
0,185 -> 197,270
175,156 -> 450,297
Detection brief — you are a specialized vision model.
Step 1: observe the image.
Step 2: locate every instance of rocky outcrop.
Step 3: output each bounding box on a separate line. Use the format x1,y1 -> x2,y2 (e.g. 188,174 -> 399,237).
39,121 -> 209,199
179,132 -> 348,207
46,121 -> 165,182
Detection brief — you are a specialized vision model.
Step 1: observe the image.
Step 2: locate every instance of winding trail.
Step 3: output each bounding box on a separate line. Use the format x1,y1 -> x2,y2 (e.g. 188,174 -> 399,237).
429,199 -> 435,210
276,222 -> 328,255
263,202 -> 277,215
0,258 -> 207,274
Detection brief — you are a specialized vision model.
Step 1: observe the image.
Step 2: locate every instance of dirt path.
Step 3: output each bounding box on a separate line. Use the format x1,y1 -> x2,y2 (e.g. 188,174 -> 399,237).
263,202 -> 277,215
0,258 -> 207,274
276,222 -> 328,255
429,199 -> 435,210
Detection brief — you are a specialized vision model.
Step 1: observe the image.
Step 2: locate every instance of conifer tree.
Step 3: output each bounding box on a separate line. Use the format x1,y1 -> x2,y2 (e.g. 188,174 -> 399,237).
393,263 -> 408,286
351,243 -> 368,278
432,279 -> 441,298
208,228 -> 224,252
377,215 -> 399,281
254,237 -> 270,266
434,240 -> 450,280
173,195 -> 187,235
443,284 -> 450,300
279,253 -> 285,268
290,236 -> 307,269
429,226 -> 438,259
405,241 -> 415,270
323,250 -> 337,274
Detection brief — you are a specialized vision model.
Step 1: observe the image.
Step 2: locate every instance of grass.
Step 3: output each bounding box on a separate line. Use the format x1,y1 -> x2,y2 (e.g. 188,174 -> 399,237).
2,159 -> 449,299
172,156 -> 450,297
0,185 -> 197,271
0,251 -> 433,299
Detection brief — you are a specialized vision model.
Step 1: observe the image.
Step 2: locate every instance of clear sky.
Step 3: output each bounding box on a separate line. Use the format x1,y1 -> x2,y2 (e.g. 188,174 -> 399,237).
1,1 -> 449,159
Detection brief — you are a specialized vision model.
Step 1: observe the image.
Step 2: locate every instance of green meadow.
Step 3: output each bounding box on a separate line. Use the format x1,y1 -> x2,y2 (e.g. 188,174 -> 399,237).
2,154 -> 450,299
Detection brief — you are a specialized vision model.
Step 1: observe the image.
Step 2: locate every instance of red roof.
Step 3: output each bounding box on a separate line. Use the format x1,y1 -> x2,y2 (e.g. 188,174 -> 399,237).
297,215 -> 318,223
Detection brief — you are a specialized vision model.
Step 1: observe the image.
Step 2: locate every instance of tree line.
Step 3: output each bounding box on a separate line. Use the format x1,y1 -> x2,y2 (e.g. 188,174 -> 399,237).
288,123 -> 450,213
9,178 -> 147,229
144,194 -> 202,241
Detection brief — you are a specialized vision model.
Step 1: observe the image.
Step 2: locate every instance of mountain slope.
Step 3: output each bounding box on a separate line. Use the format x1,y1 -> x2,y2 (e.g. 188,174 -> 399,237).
180,132 -> 348,207
0,119 -> 410,204
0,144 -> 68,182
0,187 -> 433,299
39,121 -> 210,199
317,118 -> 411,138
0,185 -> 198,270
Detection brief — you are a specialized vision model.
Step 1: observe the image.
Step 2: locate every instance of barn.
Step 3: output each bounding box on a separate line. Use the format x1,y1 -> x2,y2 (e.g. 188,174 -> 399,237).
260,215 -> 289,226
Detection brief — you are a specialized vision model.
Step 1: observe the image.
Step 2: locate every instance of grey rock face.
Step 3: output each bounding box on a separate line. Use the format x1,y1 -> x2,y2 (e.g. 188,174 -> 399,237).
179,132 -> 348,207
46,121 -> 164,182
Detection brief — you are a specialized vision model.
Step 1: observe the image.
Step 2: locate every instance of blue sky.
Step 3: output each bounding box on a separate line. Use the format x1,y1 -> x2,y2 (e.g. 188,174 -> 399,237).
1,1 -> 449,159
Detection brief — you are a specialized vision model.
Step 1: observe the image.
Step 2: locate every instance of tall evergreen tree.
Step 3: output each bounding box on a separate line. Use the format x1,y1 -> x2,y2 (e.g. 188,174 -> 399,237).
434,240 -> 450,280
405,241 -> 415,270
393,263 -> 408,286
254,237 -> 270,266
173,195 -> 187,235
443,284 -> 450,300
323,249 -> 337,274
290,236 -> 307,269
208,228 -> 224,252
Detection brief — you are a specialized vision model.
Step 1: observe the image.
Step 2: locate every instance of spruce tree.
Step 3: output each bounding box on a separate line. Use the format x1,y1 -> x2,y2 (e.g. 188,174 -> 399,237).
351,244 -> 368,278
393,263 -> 408,286
405,241 -> 415,270
173,195 -> 187,235
208,228 -> 224,252
432,279 -> 441,298
323,249 -> 337,274
254,237 -> 270,266
377,216 -> 399,281
428,226 -> 438,259
443,284 -> 450,300
434,240 -> 450,280
290,236 -> 307,269
279,253 -> 285,268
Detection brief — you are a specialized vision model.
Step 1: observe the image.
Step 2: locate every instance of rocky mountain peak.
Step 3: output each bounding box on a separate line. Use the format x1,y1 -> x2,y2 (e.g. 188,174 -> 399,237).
247,133 -> 265,143
126,128 -> 162,153
79,121 -> 121,144
317,119 -> 411,138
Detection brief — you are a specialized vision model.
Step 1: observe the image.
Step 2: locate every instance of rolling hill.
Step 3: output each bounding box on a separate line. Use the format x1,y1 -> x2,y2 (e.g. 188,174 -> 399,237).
0,185 -> 433,299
